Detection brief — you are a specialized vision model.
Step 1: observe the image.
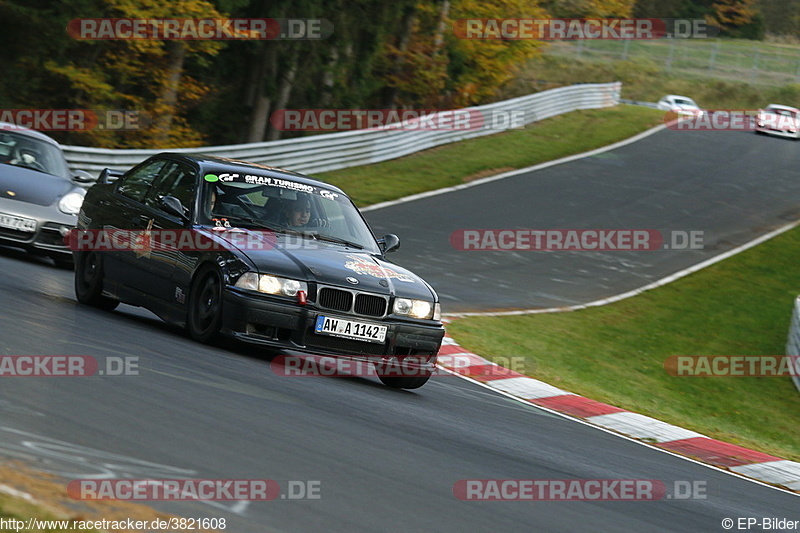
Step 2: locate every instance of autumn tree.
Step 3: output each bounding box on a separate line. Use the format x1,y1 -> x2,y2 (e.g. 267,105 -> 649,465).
541,0 -> 634,17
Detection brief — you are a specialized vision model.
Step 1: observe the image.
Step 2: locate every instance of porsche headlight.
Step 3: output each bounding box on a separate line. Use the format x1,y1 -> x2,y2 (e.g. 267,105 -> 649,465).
58,192 -> 85,215
393,298 -> 436,319
235,272 -> 307,297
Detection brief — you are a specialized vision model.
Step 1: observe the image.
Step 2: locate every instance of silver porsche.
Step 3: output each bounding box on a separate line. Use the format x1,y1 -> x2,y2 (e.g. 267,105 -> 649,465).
0,122 -> 93,267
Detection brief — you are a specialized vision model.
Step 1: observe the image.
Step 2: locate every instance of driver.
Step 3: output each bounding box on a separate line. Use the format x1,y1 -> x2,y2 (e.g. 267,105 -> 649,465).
283,197 -> 312,228
203,186 -> 229,222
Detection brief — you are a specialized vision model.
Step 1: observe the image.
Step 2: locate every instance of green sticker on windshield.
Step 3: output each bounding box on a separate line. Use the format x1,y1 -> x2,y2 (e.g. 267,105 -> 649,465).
204,174 -> 219,182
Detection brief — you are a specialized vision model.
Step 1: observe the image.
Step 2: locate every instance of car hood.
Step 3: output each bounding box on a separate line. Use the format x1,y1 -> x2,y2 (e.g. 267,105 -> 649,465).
199,228 -> 436,300
0,165 -> 73,206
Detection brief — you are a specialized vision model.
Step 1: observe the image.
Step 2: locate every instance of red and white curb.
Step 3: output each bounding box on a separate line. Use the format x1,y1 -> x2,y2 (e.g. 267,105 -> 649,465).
436,336 -> 800,494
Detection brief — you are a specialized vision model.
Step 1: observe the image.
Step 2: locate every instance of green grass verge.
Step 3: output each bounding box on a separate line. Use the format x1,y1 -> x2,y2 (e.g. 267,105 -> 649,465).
510,49 -> 800,112
317,105 -> 664,207
446,225 -> 800,462
544,38 -> 800,87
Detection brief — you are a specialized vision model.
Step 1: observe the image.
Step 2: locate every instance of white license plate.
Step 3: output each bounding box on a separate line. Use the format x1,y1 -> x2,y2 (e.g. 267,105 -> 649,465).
0,213 -> 36,233
315,315 -> 387,344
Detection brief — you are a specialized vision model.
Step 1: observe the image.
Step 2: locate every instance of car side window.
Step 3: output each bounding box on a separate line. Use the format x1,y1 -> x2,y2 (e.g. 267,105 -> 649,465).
146,162 -> 196,216
116,159 -> 168,202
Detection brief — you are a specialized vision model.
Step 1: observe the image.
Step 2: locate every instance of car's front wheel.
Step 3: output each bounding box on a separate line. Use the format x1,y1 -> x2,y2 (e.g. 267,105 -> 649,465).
187,266 -> 224,343
378,373 -> 431,390
375,355 -> 434,389
74,251 -> 118,310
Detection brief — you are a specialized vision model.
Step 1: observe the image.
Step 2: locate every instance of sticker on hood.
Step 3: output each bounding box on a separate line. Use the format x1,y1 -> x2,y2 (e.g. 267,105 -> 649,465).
344,255 -> 414,282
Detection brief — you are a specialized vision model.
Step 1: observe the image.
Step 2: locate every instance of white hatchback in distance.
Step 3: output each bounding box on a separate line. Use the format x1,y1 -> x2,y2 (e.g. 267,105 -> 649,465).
755,104 -> 800,140
657,95 -> 704,118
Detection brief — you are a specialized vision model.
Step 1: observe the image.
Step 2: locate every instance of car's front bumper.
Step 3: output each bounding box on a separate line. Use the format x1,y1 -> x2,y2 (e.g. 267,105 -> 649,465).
221,287 -> 445,363
755,126 -> 800,139
0,199 -> 75,256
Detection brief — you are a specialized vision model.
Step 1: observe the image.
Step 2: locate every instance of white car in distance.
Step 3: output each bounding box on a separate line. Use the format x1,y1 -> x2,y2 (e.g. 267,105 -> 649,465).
755,104 -> 800,140
657,95 -> 704,116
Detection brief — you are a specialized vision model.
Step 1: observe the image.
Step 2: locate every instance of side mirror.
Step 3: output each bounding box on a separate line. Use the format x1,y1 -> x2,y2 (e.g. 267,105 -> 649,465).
378,234 -> 400,254
98,168 -> 124,185
72,170 -> 96,184
160,195 -> 189,221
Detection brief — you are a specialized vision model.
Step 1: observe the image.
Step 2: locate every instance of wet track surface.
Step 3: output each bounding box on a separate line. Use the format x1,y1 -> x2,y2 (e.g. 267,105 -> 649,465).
366,129 -> 800,312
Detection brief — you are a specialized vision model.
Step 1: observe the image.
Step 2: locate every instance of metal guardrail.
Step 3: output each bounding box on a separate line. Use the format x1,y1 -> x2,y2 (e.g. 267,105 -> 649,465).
786,296 -> 800,393
63,82 -> 622,175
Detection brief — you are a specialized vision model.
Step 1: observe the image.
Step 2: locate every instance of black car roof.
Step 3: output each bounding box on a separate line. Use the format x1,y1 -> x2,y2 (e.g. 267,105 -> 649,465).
160,152 -> 335,186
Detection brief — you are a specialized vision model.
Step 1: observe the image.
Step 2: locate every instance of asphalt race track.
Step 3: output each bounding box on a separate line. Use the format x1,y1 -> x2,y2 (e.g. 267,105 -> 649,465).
366,128 -> 800,312
0,128 -> 798,531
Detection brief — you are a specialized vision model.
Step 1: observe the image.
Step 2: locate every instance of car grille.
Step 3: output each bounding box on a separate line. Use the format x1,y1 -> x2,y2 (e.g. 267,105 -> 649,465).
319,287 -> 353,312
0,228 -> 34,242
317,286 -> 388,318
35,224 -> 69,247
354,294 -> 387,316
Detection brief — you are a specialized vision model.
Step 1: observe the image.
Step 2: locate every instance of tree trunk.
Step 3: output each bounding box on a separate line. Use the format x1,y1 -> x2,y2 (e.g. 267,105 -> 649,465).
380,6 -> 417,110
320,47 -> 339,107
265,49 -> 299,141
153,41 -> 186,146
434,0 -> 450,51
245,44 -> 277,143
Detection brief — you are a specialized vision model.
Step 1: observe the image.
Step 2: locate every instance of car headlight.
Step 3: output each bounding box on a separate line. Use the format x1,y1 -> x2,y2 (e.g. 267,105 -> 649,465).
58,192 -> 84,215
235,272 -> 307,297
393,298 -> 436,319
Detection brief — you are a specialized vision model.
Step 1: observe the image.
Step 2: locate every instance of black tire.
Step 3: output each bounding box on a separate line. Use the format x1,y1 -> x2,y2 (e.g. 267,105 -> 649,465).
375,356 -> 433,389
74,252 -> 118,310
187,266 -> 224,343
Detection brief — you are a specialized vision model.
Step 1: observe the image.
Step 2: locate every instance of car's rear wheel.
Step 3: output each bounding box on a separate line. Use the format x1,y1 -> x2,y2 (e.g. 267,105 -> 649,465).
187,266 -> 224,343
74,251 -> 118,310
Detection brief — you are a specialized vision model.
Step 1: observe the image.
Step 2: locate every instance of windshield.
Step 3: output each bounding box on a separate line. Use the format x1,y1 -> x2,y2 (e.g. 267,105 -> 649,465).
766,107 -> 798,117
199,175 -> 380,253
0,131 -> 70,178
673,98 -> 697,107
